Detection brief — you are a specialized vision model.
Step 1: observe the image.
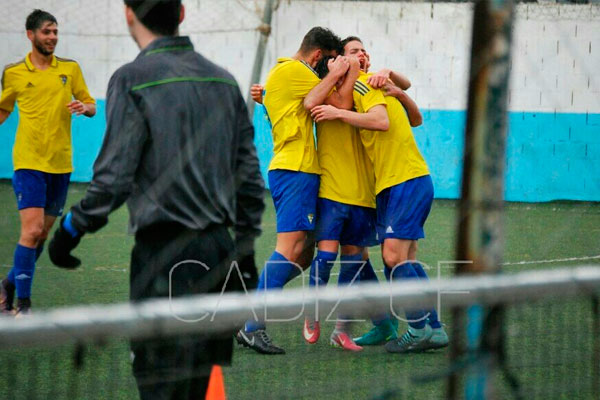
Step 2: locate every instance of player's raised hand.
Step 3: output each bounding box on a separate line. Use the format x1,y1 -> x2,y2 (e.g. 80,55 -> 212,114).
66,100 -> 87,115
250,84 -> 264,104
311,104 -> 341,123
367,69 -> 391,89
347,57 -> 361,80
327,56 -> 350,79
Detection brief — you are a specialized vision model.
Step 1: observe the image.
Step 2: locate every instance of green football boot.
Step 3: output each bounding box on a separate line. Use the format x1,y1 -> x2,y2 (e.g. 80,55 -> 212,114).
423,326 -> 449,350
384,324 -> 433,354
354,318 -> 398,346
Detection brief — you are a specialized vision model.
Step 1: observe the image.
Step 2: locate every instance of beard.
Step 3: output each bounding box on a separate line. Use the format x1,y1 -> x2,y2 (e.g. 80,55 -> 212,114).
33,37 -> 54,56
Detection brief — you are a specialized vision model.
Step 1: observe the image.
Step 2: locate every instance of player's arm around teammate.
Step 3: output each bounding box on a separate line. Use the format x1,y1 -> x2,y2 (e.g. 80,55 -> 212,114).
238,28 -> 348,355
367,68 -> 411,91
0,109 -> 10,125
381,82 -> 422,127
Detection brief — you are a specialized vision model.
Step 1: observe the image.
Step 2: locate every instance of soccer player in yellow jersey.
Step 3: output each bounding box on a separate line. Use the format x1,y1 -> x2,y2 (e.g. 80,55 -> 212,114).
311,37 -> 449,353
237,27 -> 357,355
0,10 -> 96,316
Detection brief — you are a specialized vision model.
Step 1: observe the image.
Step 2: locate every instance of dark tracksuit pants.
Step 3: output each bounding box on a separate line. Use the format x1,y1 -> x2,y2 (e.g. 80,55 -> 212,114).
130,223 -> 237,400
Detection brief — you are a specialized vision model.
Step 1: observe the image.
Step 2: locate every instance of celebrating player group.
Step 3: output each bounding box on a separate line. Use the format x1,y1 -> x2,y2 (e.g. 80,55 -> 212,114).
0,3 -> 446,362
0,1 -> 448,397
235,28 -> 449,355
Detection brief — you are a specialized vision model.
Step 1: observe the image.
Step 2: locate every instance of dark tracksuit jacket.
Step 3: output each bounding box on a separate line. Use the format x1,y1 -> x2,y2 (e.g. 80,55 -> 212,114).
68,36 -> 265,385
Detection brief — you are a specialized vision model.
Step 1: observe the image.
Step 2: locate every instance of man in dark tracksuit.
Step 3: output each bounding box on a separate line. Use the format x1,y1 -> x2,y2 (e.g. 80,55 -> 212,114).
48,1 -> 265,399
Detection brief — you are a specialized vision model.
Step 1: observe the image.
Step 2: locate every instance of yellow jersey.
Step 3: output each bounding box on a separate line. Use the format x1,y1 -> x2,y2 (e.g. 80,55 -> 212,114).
316,119 -> 375,208
0,53 -> 95,173
353,72 -> 429,194
263,58 -> 320,174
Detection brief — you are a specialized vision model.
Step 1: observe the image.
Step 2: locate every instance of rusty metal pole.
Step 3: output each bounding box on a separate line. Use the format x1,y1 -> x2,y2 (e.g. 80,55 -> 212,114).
448,0 -> 515,398
246,0 -> 276,119
593,296 -> 600,398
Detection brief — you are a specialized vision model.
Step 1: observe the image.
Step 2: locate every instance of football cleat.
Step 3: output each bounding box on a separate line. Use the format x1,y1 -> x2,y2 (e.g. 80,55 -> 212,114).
0,278 -> 15,315
303,318 -> 320,344
354,319 -> 398,346
330,330 -> 363,352
423,326 -> 449,350
14,298 -> 31,318
236,329 -> 285,355
385,325 -> 433,354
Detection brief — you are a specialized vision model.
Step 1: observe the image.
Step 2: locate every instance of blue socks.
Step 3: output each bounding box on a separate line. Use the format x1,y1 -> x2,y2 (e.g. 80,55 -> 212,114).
389,263 -> 427,329
383,264 -> 391,282
336,254 -> 363,329
309,250 -> 338,287
358,258 -> 378,283
36,244 -> 44,261
7,267 -> 15,285
13,244 -> 37,299
246,251 -> 296,332
256,251 -> 296,291
357,258 -> 391,326
8,243 -> 44,286
338,253 -> 363,286
411,262 -> 442,329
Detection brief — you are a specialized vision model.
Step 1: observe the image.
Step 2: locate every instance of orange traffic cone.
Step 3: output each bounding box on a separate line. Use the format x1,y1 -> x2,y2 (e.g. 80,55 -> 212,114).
205,365 -> 226,400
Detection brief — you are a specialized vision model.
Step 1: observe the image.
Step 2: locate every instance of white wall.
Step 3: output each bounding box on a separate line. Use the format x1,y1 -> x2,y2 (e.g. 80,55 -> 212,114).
0,0 -> 262,98
1,1 -> 598,113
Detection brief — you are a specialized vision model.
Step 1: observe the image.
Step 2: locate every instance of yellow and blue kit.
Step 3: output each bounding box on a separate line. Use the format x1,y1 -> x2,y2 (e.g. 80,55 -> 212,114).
352,71 -> 433,241
0,53 -> 95,174
263,58 -> 322,232
315,119 -> 376,246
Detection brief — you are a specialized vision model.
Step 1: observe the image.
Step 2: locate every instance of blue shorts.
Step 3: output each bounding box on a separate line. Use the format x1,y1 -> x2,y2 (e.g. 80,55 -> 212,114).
315,198 -> 377,247
12,169 -> 71,217
268,169 -> 319,233
376,175 -> 434,242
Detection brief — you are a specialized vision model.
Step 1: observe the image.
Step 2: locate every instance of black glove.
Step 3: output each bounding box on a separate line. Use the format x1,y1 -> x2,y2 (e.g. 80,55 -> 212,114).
238,253 -> 258,290
235,231 -> 259,291
49,213 -> 83,269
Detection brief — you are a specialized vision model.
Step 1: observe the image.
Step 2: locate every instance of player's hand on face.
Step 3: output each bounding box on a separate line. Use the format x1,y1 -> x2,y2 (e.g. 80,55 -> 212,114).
250,84 -> 264,104
365,53 -> 371,71
367,68 -> 391,89
66,100 -> 87,115
311,104 -> 340,123
348,56 -> 360,72
347,57 -> 361,80
327,55 -> 350,78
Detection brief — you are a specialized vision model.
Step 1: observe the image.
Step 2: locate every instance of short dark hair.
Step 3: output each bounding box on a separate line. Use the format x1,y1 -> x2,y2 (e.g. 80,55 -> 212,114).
25,9 -> 57,31
299,27 -> 342,55
340,36 -> 363,55
124,0 -> 182,36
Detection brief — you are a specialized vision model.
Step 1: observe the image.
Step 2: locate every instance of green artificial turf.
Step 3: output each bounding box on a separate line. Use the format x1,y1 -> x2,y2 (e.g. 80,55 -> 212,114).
0,182 -> 598,399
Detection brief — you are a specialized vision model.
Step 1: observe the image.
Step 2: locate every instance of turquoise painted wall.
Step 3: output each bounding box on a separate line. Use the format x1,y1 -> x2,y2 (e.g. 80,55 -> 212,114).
253,105 -> 600,202
0,101 -> 106,182
1,101 -> 598,202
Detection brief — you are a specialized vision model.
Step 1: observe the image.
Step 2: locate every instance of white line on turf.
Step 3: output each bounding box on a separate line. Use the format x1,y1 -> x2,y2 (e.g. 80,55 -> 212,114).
323,254 -> 600,277
500,255 -> 600,265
